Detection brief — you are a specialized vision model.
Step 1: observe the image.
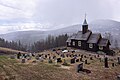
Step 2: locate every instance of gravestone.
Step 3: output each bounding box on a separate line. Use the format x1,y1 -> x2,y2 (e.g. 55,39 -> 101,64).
84,56 -> 86,58
66,54 -> 69,57
77,63 -> 83,73
57,58 -> 62,63
76,59 -> 79,62
62,59 -> 68,66
118,57 -> 120,64
21,58 -> 26,63
27,57 -> 31,60
94,55 -> 96,58
70,58 -> 75,64
97,54 -> 99,58
32,60 -> 37,63
81,55 -> 83,58
99,58 -> 102,62
10,55 -> 16,59
17,52 -> 21,59
89,54 -> 91,56
45,55 -> 47,58
117,75 -> 120,80
39,57 -> 44,62
78,54 -> 81,57
85,60 -> 87,64
38,54 -> 42,57
90,57 -> 93,60
80,58 -> 83,62
53,56 -> 56,59
112,63 -> 115,67
48,59 -> 53,63
104,57 -> 109,68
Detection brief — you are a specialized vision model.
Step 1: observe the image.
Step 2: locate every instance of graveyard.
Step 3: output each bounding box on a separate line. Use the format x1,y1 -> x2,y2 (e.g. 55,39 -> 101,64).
0,47 -> 120,80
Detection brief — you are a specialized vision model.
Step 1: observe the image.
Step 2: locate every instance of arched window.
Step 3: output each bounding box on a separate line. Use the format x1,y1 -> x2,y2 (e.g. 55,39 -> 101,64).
99,46 -> 103,50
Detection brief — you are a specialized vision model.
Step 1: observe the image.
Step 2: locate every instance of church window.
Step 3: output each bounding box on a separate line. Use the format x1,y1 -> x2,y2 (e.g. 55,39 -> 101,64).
73,41 -> 75,46
89,44 -> 93,48
99,46 -> 103,50
68,42 -> 71,46
78,41 -> 81,47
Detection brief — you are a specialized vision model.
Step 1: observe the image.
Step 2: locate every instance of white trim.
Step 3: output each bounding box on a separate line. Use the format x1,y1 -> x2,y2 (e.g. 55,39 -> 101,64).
78,41 -> 81,47
89,44 -> 93,48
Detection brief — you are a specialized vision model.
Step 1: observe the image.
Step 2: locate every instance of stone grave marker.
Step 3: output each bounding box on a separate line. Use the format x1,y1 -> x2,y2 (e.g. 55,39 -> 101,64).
45,55 -> 47,58
17,52 -> 21,59
80,58 -> 83,62
90,57 -> 93,60
117,75 -> 120,80
70,58 -> 75,64
57,58 -> 62,63
77,63 -> 83,73
118,57 -> 120,64
76,59 -> 79,62
81,55 -> 83,58
84,55 -> 86,58
10,55 -> 16,59
112,63 -> 115,67
85,60 -> 87,64
97,54 -> 99,58
21,58 -> 26,63
48,59 -> 53,63
104,57 -> 109,68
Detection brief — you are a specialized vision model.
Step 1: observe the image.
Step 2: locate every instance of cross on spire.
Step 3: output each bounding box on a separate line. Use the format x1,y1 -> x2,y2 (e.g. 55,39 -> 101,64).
83,13 -> 88,25
85,13 -> 87,19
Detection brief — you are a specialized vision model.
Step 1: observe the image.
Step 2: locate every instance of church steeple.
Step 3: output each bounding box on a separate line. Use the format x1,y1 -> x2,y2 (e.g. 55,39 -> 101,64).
82,14 -> 88,34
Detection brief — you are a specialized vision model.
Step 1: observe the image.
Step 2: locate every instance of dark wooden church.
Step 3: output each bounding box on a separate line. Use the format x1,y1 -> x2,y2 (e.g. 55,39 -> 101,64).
66,18 -> 111,54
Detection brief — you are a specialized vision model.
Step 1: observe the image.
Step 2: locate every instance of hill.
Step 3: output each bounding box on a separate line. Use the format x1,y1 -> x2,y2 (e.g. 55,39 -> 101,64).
0,47 -> 28,54
0,19 -> 120,46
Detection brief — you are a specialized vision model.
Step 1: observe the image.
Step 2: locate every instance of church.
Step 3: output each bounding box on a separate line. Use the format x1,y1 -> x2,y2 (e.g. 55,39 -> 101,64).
66,17 -> 111,54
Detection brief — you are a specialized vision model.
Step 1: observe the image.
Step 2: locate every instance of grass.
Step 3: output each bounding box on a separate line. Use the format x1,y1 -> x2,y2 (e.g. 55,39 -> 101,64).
0,48 -> 120,80
0,47 -> 28,54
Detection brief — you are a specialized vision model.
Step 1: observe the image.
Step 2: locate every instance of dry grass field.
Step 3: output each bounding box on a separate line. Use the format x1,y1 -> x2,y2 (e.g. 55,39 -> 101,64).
0,48 -> 120,80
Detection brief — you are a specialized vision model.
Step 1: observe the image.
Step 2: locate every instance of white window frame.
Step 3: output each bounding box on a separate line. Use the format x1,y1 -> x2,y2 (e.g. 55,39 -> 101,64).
78,41 -> 81,47
73,41 -> 75,46
89,44 -> 93,48
68,42 -> 71,46
99,46 -> 103,50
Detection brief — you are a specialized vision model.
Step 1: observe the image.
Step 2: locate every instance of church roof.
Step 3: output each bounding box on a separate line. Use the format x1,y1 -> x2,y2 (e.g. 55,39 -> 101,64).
87,33 -> 101,43
98,38 -> 110,46
66,37 -> 71,42
66,31 -> 91,42
75,31 -> 91,40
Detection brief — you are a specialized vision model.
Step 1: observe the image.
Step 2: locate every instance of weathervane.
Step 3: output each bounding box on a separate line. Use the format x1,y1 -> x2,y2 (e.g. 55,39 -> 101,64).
85,13 -> 87,19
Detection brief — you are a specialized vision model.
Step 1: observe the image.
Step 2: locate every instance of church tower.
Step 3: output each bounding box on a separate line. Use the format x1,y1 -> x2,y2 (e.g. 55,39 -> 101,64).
82,14 -> 88,34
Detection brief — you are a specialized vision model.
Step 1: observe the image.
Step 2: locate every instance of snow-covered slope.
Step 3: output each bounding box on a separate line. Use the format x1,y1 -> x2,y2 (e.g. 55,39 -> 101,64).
0,19 -> 120,47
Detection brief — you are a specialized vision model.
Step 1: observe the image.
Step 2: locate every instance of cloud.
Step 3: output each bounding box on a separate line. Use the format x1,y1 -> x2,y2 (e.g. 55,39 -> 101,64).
0,0 -> 120,34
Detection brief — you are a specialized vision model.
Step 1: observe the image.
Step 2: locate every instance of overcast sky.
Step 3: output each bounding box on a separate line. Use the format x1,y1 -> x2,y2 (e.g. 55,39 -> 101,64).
0,0 -> 120,34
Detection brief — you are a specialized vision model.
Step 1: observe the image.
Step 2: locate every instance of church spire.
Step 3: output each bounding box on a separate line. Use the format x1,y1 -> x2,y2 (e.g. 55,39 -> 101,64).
83,13 -> 88,25
82,13 -> 88,34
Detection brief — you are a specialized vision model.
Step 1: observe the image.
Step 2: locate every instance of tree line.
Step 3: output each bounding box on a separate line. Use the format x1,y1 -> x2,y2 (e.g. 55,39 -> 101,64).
30,34 -> 69,52
0,38 -> 27,51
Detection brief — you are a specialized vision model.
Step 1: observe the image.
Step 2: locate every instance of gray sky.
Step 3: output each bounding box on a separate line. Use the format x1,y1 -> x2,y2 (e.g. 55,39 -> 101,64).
0,0 -> 120,33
